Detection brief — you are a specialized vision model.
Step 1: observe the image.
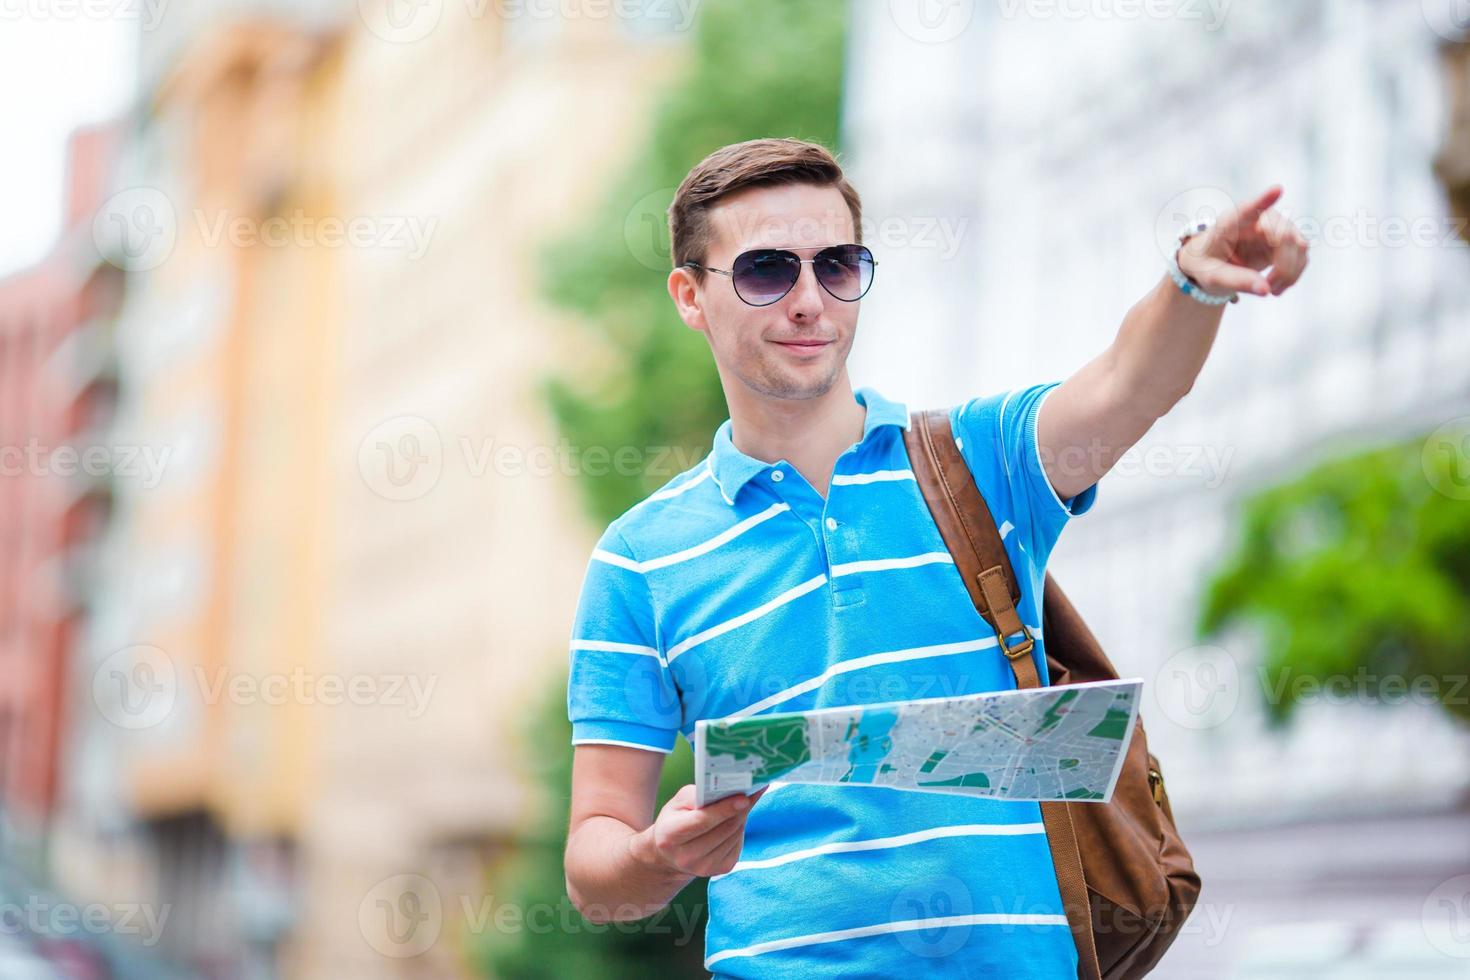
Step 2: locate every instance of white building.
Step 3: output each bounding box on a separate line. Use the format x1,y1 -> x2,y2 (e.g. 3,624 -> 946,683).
845,2 -> 1470,975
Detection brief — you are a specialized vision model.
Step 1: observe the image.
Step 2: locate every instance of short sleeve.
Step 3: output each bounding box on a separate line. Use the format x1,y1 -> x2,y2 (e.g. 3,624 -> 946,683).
567,526 -> 681,753
951,380 -> 1098,571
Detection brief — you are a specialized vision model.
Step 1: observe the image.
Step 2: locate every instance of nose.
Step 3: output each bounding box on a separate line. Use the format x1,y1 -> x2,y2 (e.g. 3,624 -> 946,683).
785,259 -> 826,320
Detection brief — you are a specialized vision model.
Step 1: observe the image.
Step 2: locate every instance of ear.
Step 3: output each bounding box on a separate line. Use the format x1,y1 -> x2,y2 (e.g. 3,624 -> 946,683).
668,267 -> 708,332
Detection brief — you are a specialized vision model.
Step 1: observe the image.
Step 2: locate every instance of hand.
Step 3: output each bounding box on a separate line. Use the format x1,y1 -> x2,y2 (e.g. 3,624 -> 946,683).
633,784 -> 767,879
1177,186 -> 1310,298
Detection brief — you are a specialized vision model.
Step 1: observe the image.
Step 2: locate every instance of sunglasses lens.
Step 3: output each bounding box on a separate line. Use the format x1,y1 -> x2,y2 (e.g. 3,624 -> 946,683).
732,250 -> 800,306
814,245 -> 874,301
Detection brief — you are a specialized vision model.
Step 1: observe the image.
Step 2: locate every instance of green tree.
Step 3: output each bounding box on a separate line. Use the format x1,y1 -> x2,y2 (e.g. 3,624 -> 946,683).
540,0 -> 849,525
1196,428 -> 1470,727
474,2 -> 849,975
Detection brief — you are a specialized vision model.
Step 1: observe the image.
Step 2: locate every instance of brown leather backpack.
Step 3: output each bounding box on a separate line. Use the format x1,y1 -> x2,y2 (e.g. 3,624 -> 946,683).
904,408 -> 1202,980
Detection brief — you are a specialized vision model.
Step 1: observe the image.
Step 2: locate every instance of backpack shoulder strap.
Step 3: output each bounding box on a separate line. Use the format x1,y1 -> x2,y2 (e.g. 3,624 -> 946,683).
902,407 -> 1039,686
903,406 -> 1104,980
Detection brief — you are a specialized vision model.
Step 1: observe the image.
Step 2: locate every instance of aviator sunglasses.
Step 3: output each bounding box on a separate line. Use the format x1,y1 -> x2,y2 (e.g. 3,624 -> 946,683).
681,243 -> 877,307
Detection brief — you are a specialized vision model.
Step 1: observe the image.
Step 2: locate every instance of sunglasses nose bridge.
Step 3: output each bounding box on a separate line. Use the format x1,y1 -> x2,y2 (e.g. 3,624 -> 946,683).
785,257 -> 828,307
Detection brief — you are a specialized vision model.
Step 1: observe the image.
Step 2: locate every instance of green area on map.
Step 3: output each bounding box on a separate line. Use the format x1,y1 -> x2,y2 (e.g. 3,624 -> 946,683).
704,713 -> 812,783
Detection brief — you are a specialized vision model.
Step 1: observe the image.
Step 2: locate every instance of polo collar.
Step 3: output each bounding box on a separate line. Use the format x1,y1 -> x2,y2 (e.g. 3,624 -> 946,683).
707,386 -> 911,505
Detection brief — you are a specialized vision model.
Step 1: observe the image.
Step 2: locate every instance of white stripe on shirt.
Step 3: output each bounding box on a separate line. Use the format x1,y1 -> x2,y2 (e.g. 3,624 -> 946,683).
590,548 -> 642,572
571,737 -> 672,754
716,822 -> 1046,876
649,466 -> 711,500
639,502 -> 789,572
569,639 -> 660,658
666,574 -> 827,664
594,502 -> 790,574
727,635 -> 999,719
829,552 -> 953,577
705,912 -> 1071,967
830,469 -> 916,486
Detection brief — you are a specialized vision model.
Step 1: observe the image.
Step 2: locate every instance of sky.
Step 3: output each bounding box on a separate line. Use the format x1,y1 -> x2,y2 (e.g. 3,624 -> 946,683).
0,16 -> 137,276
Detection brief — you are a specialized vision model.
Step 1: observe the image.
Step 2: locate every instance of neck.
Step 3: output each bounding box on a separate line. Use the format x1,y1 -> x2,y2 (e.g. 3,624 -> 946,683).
724,372 -> 867,500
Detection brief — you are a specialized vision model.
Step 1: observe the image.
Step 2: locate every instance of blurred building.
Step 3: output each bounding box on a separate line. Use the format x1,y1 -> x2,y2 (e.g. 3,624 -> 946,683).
55,22 -> 345,980
298,6 -> 686,976
846,1 -> 1470,976
52,3 -> 691,979
0,122 -> 124,857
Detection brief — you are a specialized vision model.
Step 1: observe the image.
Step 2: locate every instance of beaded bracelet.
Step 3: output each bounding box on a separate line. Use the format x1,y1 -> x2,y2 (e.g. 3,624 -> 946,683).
1168,220 -> 1239,305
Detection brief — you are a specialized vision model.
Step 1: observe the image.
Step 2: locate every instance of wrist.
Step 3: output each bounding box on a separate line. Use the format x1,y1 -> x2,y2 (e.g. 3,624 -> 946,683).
1174,245 -> 1213,293
1167,224 -> 1238,306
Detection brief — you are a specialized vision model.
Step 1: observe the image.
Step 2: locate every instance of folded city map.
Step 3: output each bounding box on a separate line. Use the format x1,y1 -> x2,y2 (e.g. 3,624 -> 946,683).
694,677 -> 1143,806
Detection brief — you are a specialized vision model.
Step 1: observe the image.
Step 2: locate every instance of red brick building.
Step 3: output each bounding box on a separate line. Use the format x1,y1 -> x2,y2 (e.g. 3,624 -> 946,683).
0,123 -> 123,838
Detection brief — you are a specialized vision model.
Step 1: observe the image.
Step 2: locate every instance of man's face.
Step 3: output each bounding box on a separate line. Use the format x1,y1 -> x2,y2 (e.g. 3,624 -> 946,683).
672,182 -> 861,402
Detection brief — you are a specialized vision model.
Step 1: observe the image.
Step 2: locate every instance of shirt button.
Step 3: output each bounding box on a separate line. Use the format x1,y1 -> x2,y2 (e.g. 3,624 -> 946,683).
771,469 -> 785,483
825,517 -> 838,531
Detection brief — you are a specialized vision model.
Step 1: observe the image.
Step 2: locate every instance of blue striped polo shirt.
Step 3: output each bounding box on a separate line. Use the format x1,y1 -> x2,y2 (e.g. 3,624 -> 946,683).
567,382 -> 1099,978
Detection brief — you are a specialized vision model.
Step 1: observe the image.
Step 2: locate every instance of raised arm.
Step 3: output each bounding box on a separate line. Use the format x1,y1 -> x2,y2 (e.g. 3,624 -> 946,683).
1036,186 -> 1311,500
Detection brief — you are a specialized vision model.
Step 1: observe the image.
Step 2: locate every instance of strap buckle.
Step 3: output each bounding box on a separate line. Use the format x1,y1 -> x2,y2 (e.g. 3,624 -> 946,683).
976,566 -> 1033,662
994,619 -> 1034,661
1148,765 -> 1166,806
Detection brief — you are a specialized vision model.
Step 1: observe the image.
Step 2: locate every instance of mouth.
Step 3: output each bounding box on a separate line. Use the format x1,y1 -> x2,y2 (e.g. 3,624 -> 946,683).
770,338 -> 833,355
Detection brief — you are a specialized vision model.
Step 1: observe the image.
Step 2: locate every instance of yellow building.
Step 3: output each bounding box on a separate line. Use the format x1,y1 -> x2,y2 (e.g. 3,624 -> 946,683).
297,8 -> 686,978
58,22 -> 346,973
60,5 -> 689,978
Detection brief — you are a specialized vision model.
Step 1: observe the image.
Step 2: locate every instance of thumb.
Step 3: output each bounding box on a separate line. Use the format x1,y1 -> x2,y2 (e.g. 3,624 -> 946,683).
1190,256 -> 1270,297
664,784 -> 699,812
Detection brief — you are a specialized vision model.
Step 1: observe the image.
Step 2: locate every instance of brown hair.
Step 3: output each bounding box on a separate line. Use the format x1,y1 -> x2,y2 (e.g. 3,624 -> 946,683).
668,137 -> 863,283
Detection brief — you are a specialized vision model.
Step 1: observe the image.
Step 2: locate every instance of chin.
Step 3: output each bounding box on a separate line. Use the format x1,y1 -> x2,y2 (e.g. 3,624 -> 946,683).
759,367 -> 840,401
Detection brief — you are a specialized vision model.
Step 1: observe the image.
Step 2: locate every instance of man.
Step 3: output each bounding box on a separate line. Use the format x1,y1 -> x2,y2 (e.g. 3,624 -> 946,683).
563,137 -> 1308,977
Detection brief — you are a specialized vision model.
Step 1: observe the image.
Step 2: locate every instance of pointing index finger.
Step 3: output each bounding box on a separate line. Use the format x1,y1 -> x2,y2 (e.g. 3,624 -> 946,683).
1238,185 -> 1284,223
